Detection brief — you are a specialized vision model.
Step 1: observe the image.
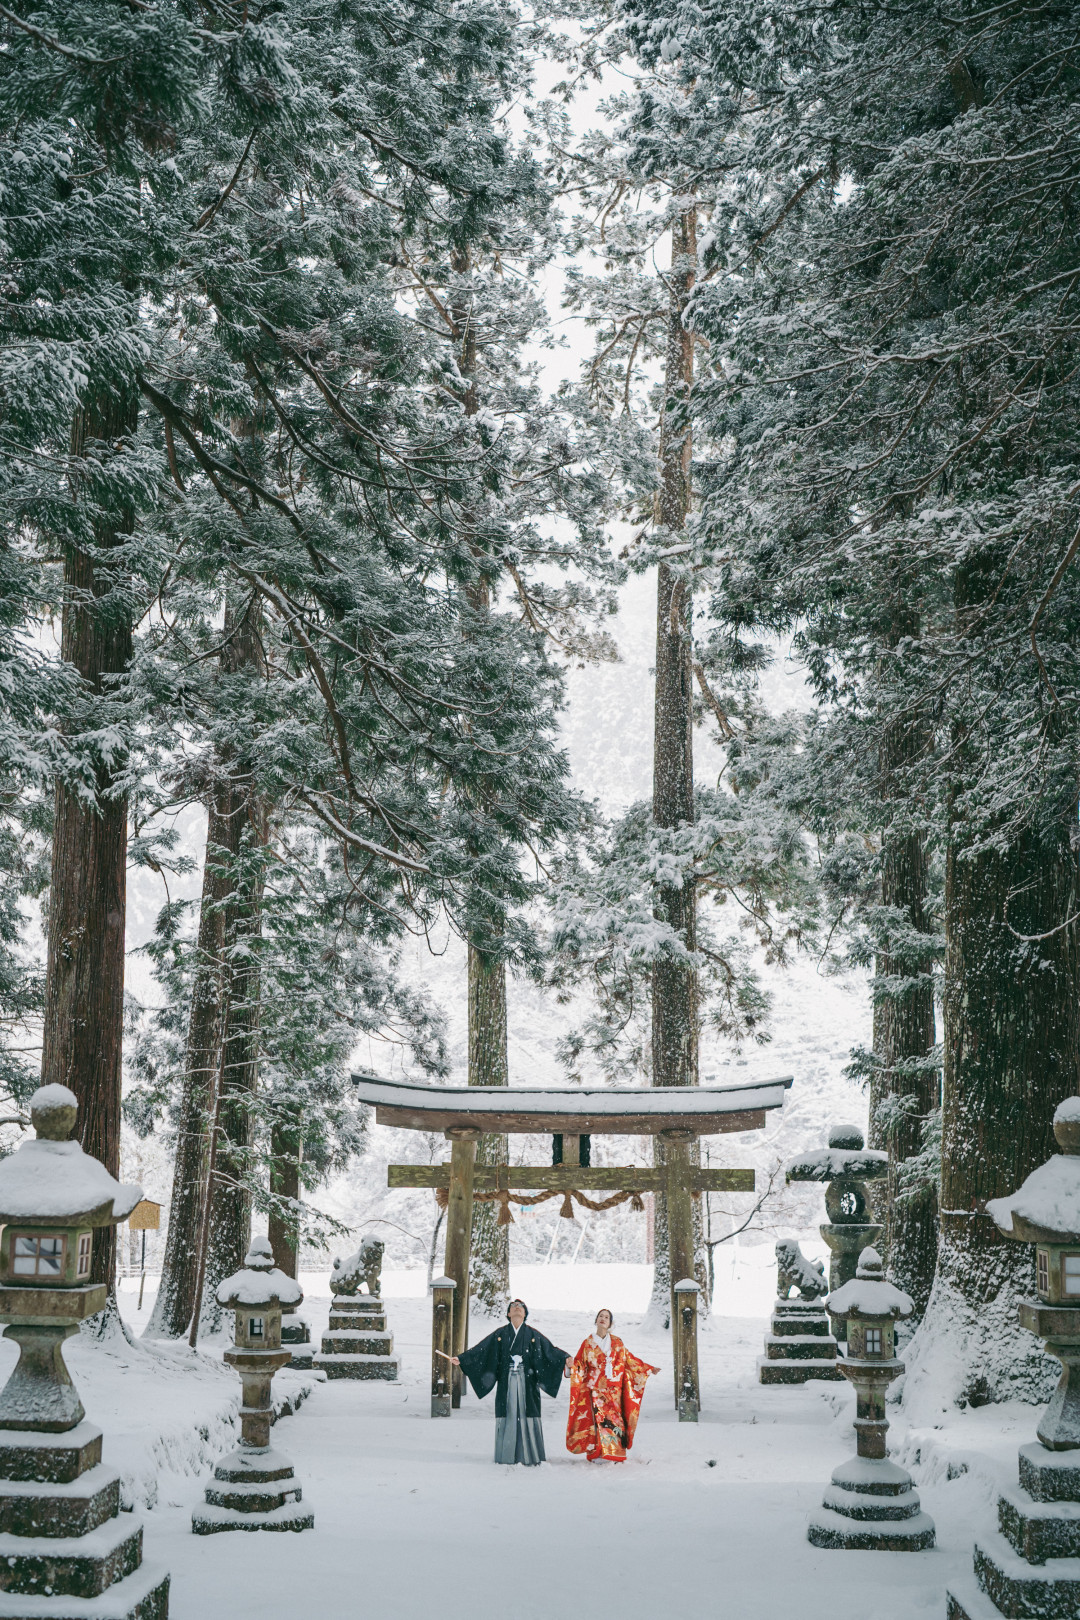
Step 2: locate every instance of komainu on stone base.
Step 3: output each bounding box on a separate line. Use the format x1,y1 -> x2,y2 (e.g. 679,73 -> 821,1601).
759,1240 -> 842,1385
313,1243 -> 398,1380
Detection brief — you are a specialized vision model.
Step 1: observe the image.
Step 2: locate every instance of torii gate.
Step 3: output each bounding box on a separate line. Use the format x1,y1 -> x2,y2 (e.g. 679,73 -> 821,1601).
352,1073 -> 792,1420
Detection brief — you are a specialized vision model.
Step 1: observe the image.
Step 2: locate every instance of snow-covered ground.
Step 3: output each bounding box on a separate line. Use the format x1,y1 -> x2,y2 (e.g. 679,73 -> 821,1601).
31,1262 -> 1036,1620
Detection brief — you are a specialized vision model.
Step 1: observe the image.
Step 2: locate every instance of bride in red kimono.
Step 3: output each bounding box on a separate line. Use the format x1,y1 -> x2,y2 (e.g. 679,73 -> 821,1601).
566,1309 -> 660,1462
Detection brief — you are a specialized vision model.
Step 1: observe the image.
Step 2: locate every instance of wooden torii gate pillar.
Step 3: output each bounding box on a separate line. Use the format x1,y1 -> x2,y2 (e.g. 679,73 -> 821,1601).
352,1073 -> 793,1419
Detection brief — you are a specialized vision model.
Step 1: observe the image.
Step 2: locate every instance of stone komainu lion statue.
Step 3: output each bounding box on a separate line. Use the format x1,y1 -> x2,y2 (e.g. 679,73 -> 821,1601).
330,1236 -> 385,1298
775,1238 -> 828,1300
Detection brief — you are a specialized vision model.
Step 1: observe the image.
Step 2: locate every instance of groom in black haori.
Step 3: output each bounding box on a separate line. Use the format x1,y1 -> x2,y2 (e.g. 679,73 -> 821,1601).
453,1300 -> 571,1465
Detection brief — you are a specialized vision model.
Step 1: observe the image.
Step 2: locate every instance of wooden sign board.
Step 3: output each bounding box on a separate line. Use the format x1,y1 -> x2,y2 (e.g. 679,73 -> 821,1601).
128,1200 -> 161,1231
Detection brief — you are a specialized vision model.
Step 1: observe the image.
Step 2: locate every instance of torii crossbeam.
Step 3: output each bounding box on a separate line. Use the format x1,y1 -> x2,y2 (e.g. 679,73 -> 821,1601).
352,1072 -> 793,1420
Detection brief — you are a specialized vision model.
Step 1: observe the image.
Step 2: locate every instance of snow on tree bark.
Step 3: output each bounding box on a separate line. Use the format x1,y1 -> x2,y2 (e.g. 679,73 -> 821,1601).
870,680 -> 939,1317
40,392 -> 138,1296
650,210 -> 705,1316
468,942 -> 510,1317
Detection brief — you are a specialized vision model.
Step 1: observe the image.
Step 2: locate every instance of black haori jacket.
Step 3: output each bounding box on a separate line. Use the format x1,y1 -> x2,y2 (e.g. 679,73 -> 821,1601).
458,1324 -> 569,1418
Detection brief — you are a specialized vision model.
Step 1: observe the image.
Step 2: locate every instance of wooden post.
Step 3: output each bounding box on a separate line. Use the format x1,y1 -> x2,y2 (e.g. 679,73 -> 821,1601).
444,1127 -> 480,1408
673,1278 -> 700,1422
661,1128 -> 696,1406
430,1276 -> 456,1417
562,1134 -> 581,1167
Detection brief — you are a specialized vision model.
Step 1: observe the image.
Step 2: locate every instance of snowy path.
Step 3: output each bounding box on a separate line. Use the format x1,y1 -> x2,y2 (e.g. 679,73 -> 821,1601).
128,1265 -> 1006,1620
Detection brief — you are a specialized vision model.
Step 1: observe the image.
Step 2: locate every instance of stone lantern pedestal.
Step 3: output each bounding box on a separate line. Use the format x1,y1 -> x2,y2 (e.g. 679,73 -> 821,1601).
808,1248 -> 935,1551
0,1084 -> 169,1616
786,1125 -> 887,1346
193,1238 -> 312,1534
948,1097 -> 1080,1620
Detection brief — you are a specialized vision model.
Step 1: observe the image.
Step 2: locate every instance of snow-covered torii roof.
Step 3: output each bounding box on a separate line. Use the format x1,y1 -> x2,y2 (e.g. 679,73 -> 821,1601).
351,1072 -> 793,1135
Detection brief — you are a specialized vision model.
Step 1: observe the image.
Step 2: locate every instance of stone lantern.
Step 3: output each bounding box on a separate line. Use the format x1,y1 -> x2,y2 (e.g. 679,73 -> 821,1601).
948,1096 -> 1080,1620
193,1236 -> 313,1533
787,1124 -> 888,1295
0,1083 -> 169,1614
808,1247 -> 935,1550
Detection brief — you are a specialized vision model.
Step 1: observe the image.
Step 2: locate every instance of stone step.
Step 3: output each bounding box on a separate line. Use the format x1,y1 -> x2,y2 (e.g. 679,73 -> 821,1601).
831,1457 -> 917,1497
946,1575 -> 1007,1620
0,1466 -> 121,1539
0,1517 -> 143,1599
203,1479 -> 303,1514
769,1316 -> 833,1338
1000,1486 -> 1080,1564
212,1447 -> 297,1486
0,1558 -> 169,1619
328,1312 -> 386,1333
974,1532 -> 1080,1619
1019,1442 -> 1080,1505
320,1332 -> 393,1356
821,1483 -> 922,1522
764,1336 -> 838,1361
313,1353 -> 400,1382
192,1500 -> 314,1535
757,1358 -> 843,1385
0,1429 -> 103,1487
287,1351 -> 314,1371
807,1505 -> 936,1551
327,1298 -> 382,1314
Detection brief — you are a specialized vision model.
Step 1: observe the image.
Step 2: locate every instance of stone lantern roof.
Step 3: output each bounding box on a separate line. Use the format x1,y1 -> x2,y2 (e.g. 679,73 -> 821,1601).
827,1248 -> 914,1320
216,1236 -> 303,1310
786,1123 -> 888,1183
0,1084 -> 143,1227
986,1097 -> 1080,1245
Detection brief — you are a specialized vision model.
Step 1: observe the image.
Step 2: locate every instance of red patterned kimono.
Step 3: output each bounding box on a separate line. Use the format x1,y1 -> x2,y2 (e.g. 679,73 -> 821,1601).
566,1333 -> 659,1462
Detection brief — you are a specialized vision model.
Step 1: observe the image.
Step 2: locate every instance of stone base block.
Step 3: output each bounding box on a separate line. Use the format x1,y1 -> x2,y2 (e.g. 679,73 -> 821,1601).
770,1312 -> 833,1339
192,1499 -> 314,1534
807,1506 -> 936,1551
1019,1441 -> 1080,1505
203,1478 -> 303,1514
210,1446 -> 296,1484
0,1430 -> 103,1489
821,1484 -> 922,1522
313,1353 -> 399,1381
0,1469 -> 121,1540
328,1310 -> 386,1334
974,1531 -> 1080,1619
764,1334 -> 838,1361
0,1519 -> 143,1599
946,1575 -> 1009,1620
0,1559 -> 169,1620
999,1486 -> 1080,1564
830,1457 -> 913,1495
320,1332 -> 393,1357
287,1351 -> 314,1371
758,1358 -> 843,1385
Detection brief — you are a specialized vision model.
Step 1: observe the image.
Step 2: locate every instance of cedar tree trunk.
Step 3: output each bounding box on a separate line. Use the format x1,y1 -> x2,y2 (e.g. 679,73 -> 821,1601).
650,209 -> 705,1316
41,393 -> 138,1295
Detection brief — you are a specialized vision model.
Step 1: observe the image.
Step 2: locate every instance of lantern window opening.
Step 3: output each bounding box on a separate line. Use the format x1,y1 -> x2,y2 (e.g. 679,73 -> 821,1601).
76,1233 -> 91,1279
1038,1248 -> 1049,1296
249,1316 -> 265,1339
865,1326 -> 882,1355
1061,1253 -> 1080,1297
12,1233 -> 65,1278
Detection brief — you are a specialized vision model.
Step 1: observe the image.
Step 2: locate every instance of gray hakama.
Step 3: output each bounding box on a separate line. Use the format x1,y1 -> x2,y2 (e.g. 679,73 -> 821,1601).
493,1362 -> 546,1465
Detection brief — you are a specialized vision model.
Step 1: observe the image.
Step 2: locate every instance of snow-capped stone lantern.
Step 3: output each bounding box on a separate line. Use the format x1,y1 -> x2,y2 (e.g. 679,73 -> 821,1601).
192,1236 -> 313,1533
947,1097 -> 1080,1620
0,1084 -> 169,1614
807,1247 -> 935,1551
786,1124 -> 887,1295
